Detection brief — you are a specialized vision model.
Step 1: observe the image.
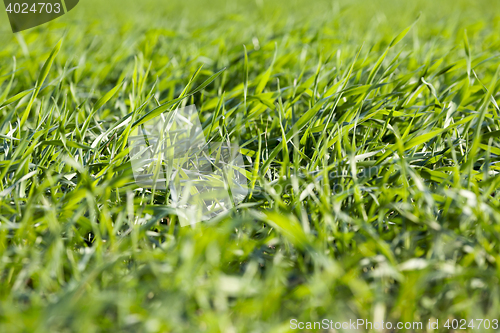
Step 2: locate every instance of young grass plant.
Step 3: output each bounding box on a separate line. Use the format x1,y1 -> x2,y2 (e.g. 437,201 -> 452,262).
0,0 -> 500,331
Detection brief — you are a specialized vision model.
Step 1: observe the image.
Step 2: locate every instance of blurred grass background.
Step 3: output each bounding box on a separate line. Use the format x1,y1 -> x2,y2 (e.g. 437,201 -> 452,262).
1,0 -> 500,332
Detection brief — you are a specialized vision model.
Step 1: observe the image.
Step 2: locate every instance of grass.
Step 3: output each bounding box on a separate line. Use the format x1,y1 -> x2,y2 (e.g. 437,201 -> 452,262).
1,0 -> 500,331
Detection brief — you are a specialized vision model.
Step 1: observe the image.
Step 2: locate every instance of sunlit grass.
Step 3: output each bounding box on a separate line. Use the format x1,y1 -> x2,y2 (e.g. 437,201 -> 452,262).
1,0 -> 500,331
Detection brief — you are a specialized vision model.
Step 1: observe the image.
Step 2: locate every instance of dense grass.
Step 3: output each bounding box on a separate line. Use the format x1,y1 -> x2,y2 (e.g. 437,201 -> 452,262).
1,0 -> 500,331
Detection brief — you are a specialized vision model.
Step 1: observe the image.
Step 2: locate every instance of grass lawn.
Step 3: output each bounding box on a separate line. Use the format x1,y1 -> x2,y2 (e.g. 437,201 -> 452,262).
1,0 -> 500,331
